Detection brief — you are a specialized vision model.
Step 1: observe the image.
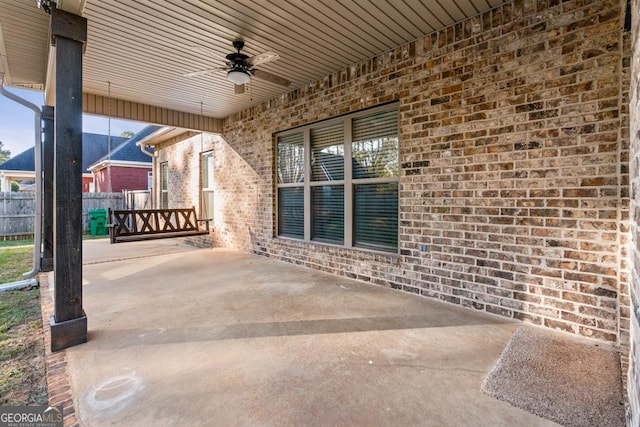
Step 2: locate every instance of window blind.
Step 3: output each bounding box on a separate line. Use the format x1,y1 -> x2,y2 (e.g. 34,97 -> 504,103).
352,109 -> 399,179
277,133 -> 305,184
311,123 -> 344,181
276,105 -> 399,253
278,187 -> 304,238
353,183 -> 398,250
352,109 -> 398,141
312,185 -> 344,244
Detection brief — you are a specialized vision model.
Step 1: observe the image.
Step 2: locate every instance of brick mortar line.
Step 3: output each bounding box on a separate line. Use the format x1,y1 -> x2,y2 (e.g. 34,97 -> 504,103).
39,272 -> 80,427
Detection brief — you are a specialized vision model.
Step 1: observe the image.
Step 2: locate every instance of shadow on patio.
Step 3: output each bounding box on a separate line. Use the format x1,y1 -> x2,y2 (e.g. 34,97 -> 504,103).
50,239 -> 559,426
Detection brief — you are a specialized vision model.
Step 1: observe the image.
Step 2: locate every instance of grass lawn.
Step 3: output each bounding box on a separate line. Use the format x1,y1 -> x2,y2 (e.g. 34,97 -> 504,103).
0,245 -> 34,285
0,288 -> 47,406
0,238 -> 34,248
0,235 -> 107,407
0,240 -> 47,406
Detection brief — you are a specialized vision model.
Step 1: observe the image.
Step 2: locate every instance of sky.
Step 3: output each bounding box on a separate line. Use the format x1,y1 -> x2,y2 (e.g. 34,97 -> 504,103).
0,87 -> 147,158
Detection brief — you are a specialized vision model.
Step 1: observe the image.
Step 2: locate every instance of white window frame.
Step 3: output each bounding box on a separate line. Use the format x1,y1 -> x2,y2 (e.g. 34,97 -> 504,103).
200,150 -> 215,220
275,104 -> 399,253
160,161 -> 168,209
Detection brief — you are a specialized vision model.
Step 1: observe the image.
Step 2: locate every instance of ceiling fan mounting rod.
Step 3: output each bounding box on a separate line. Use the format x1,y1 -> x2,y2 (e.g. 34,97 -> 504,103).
232,39 -> 245,52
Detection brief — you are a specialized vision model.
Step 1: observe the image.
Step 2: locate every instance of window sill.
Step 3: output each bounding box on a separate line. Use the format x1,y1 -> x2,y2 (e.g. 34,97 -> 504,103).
274,236 -> 400,259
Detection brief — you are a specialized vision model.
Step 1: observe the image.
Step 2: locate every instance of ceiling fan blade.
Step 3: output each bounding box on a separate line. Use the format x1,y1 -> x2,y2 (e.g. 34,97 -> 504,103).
252,69 -> 291,87
183,67 -> 226,77
235,84 -> 245,94
247,51 -> 280,66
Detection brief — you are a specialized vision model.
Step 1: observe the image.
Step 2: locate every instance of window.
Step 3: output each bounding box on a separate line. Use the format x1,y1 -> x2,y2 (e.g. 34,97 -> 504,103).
277,133 -> 304,238
160,162 -> 168,209
276,105 -> 399,252
201,151 -> 214,220
311,122 -> 345,244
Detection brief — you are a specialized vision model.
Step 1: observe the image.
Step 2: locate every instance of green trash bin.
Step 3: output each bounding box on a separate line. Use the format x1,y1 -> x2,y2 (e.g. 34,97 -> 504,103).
89,209 -> 108,236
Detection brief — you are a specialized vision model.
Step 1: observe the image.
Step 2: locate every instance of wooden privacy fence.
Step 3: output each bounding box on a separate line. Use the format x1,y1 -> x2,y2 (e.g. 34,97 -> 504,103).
0,192 -> 124,238
122,189 -> 152,210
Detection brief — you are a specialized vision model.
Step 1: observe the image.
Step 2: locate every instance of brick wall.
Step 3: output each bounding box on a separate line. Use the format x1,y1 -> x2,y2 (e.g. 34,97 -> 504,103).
81,176 -> 92,193
627,0 -> 640,423
109,166 -> 150,192
155,130 -> 269,249
220,0 -> 629,343
155,133 -> 232,223
161,0 -> 634,416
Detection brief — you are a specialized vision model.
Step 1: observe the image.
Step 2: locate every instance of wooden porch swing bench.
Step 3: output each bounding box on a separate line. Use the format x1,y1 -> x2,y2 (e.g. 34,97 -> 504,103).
108,207 -> 210,244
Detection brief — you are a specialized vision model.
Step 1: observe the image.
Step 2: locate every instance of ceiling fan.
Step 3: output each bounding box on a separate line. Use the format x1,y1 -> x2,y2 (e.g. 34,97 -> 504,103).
184,40 -> 291,94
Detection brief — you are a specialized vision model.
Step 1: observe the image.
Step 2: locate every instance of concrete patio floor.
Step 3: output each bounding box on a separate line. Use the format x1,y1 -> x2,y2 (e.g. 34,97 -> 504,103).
59,238 -> 559,426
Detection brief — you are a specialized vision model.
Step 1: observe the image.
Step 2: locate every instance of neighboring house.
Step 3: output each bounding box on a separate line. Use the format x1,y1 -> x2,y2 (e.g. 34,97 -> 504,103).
88,125 -> 158,192
0,147 -> 39,192
0,133 -> 128,192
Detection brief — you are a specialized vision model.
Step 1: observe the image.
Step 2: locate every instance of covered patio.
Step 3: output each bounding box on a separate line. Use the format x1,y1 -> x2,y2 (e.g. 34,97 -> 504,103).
1,0 -> 639,424
46,238 -> 562,426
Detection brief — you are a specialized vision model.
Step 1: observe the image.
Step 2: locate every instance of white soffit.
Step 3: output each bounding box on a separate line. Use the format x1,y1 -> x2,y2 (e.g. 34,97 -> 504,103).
1,0 -> 505,118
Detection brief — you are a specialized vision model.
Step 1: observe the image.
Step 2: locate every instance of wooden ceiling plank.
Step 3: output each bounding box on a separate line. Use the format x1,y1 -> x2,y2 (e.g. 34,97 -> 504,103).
435,0 -> 467,22
286,0 -> 397,53
82,93 -> 224,132
452,0 -> 481,17
83,66 -> 277,117
195,1 -> 362,66
87,0 -> 325,90
359,0 -> 424,42
1,0 -> 510,119
85,8 -> 313,86
406,0 -> 448,29
87,0 -> 340,88
158,0 -> 354,86
417,0 -> 457,28
85,0 -> 258,69
392,1 -> 437,35
83,29 -> 318,99
168,0 -> 354,68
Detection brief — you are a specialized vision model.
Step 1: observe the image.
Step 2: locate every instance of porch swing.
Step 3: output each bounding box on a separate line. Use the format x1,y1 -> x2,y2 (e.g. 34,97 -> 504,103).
107,88 -> 210,244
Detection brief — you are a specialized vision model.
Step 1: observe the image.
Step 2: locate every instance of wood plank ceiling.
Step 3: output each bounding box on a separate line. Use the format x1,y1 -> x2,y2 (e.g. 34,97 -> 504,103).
0,0 -> 50,89
1,0 -> 505,120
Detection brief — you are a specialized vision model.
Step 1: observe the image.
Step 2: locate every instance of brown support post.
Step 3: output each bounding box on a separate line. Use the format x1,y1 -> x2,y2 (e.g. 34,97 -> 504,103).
41,105 -> 54,272
49,8 -> 88,352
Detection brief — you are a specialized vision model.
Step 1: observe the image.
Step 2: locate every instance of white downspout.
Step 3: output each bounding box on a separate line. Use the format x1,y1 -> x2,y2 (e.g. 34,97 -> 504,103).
0,76 -> 43,279
138,141 -> 154,159
138,142 -> 155,207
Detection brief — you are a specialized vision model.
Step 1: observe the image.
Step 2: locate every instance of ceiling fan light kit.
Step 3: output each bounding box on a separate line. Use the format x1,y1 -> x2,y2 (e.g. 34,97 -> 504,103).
227,68 -> 251,85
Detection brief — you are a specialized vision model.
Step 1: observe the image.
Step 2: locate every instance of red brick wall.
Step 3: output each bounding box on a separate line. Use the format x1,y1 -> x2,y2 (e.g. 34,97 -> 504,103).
93,166 -> 151,193
82,177 -> 92,193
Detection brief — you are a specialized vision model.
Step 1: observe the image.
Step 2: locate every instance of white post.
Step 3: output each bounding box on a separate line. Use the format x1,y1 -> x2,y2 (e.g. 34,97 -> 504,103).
0,172 -> 8,192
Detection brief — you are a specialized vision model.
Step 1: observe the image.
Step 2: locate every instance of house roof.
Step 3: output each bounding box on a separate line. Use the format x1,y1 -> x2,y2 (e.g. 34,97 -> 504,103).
0,133 -> 129,173
89,125 -> 158,168
0,147 -> 35,172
